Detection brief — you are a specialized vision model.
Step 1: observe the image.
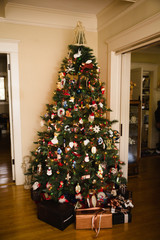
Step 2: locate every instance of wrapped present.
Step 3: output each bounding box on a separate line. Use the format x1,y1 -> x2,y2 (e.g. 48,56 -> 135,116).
112,210 -> 132,225
76,207 -> 112,231
37,200 -> 75,230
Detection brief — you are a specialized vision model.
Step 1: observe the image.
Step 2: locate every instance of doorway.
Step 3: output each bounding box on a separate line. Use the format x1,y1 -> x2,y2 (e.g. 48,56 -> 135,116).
128,43 -> 160,175
0,54 -> 12,184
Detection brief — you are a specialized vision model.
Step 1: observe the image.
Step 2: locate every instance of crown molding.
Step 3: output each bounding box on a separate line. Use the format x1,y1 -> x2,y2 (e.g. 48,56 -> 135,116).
3,3 -> 97,32
97,0 -> 145,32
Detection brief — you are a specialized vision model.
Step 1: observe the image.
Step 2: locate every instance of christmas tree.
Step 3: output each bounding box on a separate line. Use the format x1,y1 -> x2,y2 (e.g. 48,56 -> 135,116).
29,22 -> 126,206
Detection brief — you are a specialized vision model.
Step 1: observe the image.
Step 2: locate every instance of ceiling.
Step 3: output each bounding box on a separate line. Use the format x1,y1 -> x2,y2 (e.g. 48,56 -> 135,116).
7,0 -> 114,14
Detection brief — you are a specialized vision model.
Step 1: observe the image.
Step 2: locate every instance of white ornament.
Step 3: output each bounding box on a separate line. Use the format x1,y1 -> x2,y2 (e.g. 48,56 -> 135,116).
61,78 -> 66,88
84,139 -> 90,146
51,134 -> 58,144
37,164 -> 42,175
74,49 -> 82,58
99,102 -> 103,108
84,153 -> 89,162
91,146 -> 97,154
93,125 -> 100,133
32,181 -> 40,190
57,108 -> 65,118
111,167 -> 117,175
69,142 -> 74,148
47,167 -> 52,176
69,96 -> 75,102
79,118 -> 83,124
88,113 -> 94,122
40,120 -> 45,127
109,129 -> 113,137
86,60 -> 92,64
75,183 -> 81,193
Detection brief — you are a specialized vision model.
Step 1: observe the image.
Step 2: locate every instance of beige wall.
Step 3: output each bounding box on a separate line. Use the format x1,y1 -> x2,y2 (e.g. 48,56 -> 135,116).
0,22 -> 97,159
97,0 -> 160,105
131,52 -> 160,88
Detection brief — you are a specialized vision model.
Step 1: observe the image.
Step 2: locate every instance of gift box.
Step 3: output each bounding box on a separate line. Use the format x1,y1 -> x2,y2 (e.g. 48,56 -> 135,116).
112,211 -> 132,225
76,207 -> 112,230
31,188 -> 41,202
37,200 -> 75,230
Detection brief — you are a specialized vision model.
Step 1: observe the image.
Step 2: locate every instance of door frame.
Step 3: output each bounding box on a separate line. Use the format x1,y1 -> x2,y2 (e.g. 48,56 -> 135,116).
0,39 -> 23,185
106,13 -> 160,179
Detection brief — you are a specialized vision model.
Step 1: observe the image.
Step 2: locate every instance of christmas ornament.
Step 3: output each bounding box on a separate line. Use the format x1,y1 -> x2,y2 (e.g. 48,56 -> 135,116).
58,195 -> 69,203
88,113 -> 94,122
81,174 -> 90,180
47,167 -> 52,176
66,110 -> 72,117
40,120 -> 44,127
51,113 -> 55,119
106,139 -> 112,149
101,86 -> 105,94
69,142 -> 74,148
57,81 -> 62,90
84,153 -> 89,162
79,118 -> 83,124
111,185 -> 117,196
57,148 -> 62,154
59,181 -> 64,188
99,102 -> 103,108
51,133 -> 59,144
46,182 -> 52,189
65,173 -> 71,181
58,108 -> 65,118
32,181 -> 40,190
74,49 -> 82,58
84,139 -> 90,146
109,129 -> 113,137
37,164 -> 42,175
75,193 -> 82,200
98,137 -> 103,145
92,100 -> 97,109
93,125 -> 100,133
111,167 -> 117,175
69,96 -> 75,102
75,183 -> 81,193
87,190 -> 97,208
97,192 -> 106,202
74,104 -> 79,111
97,164 -> 103,179
91,146 -> 97,154
61,78 -> 66,88
64,125 -> 71,132
63,101 -> 68,107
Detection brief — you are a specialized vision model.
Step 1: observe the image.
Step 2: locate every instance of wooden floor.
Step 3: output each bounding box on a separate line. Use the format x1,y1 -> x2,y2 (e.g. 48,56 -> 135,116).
0,135 -> 160,239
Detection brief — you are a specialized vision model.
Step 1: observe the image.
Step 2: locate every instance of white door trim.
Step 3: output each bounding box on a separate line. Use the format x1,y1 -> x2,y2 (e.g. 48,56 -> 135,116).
0,39 -> 23,185
106,13 -> 160,178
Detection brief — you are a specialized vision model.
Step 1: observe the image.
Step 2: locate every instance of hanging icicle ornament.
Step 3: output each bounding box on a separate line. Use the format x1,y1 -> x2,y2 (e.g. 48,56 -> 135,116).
97,164 -> 103,179
73,21 -> 87,45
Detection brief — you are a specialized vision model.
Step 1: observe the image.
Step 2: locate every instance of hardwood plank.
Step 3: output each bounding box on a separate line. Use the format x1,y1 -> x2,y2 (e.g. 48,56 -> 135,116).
0,156 -> 160,240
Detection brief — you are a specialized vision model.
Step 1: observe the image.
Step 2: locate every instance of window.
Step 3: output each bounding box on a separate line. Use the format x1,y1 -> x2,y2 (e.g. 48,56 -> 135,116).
0,77 -> 5,101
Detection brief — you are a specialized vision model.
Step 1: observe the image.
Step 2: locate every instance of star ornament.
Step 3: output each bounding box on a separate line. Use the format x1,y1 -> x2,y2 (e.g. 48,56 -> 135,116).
93,125 -> 100,133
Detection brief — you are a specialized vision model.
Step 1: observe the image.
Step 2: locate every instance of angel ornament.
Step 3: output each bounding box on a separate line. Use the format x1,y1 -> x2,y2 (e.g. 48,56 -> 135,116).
73,21 -> 87,45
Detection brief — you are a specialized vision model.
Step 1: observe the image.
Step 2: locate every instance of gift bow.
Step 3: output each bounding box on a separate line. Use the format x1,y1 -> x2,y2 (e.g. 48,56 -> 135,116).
91,208 -> 108,237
